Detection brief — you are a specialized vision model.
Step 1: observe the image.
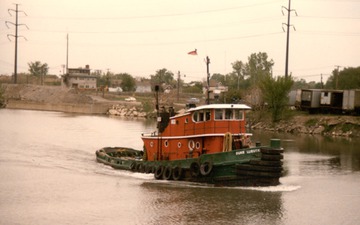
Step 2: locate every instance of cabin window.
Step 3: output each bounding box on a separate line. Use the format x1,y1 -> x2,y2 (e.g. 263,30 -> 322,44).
215,109 -> 244,120
199,111 -> 204,122
215,109 -> 223,120
205,110 -> 211,121
193,110 -> 211,122
234,110 -> 244,120
192,112 -> 198,122
225,109 -> 233,119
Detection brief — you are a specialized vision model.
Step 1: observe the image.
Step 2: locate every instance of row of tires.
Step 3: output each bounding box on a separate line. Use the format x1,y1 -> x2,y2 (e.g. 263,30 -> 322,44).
129,161 -> 214,181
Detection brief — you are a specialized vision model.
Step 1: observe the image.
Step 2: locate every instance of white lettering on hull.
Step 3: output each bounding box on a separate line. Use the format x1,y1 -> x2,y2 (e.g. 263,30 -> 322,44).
235,149 -> 260,155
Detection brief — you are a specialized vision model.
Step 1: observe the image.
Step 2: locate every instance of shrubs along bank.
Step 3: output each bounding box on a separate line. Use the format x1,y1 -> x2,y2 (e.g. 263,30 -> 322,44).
2,84 -> 360,137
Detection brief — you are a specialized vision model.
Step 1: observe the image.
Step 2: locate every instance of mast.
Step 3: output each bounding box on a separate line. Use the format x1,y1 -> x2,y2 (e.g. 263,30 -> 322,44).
206,56 -> 210,104
154,85 -> 161,160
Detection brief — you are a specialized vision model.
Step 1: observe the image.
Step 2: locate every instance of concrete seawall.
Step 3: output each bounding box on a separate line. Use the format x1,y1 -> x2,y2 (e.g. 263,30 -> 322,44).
6,100 -> 112,114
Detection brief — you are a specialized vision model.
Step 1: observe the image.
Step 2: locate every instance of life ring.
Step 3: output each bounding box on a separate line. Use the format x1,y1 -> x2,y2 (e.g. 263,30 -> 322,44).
163,166 -> 173,180
190,162 -> 200,177
172,166 -> 183,181
188,140 -> 195,150
154,166 -> 164,179
200,161 -> 213,176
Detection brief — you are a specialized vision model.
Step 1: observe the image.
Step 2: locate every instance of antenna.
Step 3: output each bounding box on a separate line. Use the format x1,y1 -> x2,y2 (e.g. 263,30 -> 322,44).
206,56 -> 210,104
6,4 -> 28,84
282,0 -> 297,78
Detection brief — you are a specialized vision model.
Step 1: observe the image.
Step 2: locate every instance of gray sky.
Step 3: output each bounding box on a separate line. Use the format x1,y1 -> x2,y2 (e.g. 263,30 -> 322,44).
1,0 -> 359,83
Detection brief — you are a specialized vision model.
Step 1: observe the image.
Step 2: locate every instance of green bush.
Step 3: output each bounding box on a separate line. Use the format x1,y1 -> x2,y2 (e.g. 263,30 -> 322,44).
0,85 -> 5,108
305,118 -> 318,127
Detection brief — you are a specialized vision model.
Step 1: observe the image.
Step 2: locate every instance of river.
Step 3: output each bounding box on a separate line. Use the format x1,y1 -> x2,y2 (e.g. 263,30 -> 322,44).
0,109 -> 359,225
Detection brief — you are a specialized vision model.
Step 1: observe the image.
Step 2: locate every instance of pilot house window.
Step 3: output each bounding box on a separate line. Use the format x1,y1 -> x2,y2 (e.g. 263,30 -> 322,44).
215,109 -> 244,121
193,110 -> 211,122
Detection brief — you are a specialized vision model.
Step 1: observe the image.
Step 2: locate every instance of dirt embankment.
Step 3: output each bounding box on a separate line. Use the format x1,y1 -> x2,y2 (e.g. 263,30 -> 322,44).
250,113 -> 360,138
1,84 -> 113,114
2,84 -> 93,104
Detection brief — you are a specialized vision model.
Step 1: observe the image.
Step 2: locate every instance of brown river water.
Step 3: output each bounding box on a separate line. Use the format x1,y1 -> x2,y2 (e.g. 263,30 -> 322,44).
0,109 -> 360,225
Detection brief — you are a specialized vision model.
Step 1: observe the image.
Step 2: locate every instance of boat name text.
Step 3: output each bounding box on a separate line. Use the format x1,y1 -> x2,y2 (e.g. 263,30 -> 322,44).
236,149 -> 260,155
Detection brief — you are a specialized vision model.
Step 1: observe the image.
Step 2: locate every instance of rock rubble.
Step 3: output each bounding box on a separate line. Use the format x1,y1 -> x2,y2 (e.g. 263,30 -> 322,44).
107,104 -> 151,118
251,115 -> 360,137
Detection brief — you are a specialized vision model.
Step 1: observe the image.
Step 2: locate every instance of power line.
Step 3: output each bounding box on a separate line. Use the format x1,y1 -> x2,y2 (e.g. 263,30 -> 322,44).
297,31 -> 360,36
24,0 -> 283,21
26,16 -> 282,34
5,4 -> 28,84
298,15 -> 360,20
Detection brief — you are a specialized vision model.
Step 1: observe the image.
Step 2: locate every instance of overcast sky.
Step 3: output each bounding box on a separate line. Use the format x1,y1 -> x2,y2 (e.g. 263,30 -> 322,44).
1,0 -> 359,83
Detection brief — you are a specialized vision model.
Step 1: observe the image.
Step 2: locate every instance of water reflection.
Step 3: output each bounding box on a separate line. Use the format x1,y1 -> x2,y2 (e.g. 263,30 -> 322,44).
139,182 -> 283,225
251,130 -> 360,173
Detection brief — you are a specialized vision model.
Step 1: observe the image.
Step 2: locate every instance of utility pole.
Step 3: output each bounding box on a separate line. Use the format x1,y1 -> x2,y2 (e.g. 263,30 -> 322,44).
321,73 -> 324,89
177,71 -> 180,102
334,65 -> 341,89
66,34 -> 69,74
6,4 -> 28,84
282,0 -> 297,78
206,56 -> 210,104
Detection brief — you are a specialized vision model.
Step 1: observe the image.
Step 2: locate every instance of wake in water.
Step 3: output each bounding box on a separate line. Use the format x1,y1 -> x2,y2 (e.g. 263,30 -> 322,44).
239,183 -> 301,192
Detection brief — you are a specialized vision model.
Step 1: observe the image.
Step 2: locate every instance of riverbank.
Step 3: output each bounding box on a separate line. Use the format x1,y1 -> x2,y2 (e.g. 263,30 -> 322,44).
2,83 -> 360,137
249,111 -> 360,138
1,84 -> 142,115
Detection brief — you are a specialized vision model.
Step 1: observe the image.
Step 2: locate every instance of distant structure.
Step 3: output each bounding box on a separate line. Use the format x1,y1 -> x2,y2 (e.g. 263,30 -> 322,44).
204,80 -> 228,103
62,65 -> 97,89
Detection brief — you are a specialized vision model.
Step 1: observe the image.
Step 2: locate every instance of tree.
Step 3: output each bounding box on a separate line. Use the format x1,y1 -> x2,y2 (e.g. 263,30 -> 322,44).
211,73 -> 226,85
28,61 -> 49,76
231,60 -> 246,90
118,73 -> 136,92
0,86 -> 5,108
223,89 -> 243,104
326,67 -> 360,89
98,71 -> 113,87
245,52 -> 274,87
150,68 -> 175,91
259,75 -> 294,122
183,81 -> 203,94
292,79 -> 323,90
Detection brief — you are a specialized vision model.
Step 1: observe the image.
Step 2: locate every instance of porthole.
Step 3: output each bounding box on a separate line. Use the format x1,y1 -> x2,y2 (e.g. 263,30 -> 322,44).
185,118 -> 189,124
150,141 -> 154,147
164,140 -> 169,147
196,142 -> 201,149
177,142 -> 182,148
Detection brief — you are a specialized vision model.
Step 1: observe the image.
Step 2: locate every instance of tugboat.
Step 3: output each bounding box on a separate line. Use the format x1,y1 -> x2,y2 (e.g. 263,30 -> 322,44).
96,57 -> 284,187
96,95 -> 284,187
